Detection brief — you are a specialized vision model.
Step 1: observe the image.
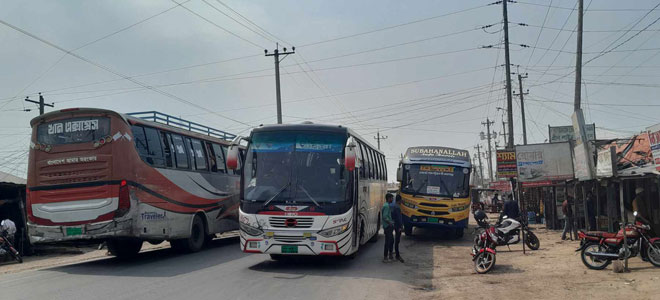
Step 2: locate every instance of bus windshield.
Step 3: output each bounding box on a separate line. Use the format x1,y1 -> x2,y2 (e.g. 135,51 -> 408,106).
401,164 -> 470,198
244,131 -> 347,204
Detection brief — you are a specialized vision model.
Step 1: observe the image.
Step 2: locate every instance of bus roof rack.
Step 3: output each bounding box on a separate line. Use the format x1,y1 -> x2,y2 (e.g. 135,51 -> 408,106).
127,111 -> 237,141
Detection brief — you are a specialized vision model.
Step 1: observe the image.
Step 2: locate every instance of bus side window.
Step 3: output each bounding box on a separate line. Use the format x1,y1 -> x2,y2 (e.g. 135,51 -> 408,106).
144,127 -> 165,167
191,139 -> 208,171
131,125 -> 149,158
211,144 -> 227,173
370,148 -> 377,179
160,132 -> 174,168
377,154 -> 384,180
184,137 -> 196,170
382,155 -> 388,181
205,142 -> 218,172
171,134 -> 189,169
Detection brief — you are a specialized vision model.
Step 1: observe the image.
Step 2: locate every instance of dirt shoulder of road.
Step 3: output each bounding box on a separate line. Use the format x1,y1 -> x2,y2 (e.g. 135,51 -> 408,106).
411,221 -> 660,300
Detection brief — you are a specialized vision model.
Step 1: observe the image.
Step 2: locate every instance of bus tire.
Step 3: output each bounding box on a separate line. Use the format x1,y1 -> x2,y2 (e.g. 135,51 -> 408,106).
404,224 -> 413,236
171,214 -> 206,253
107,238 -> 143,258
369,214 -> 380,243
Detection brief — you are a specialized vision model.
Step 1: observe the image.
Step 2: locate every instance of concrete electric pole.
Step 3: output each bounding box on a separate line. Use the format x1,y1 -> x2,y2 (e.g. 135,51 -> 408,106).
373,130 -> 388,150
502,0 -> 514,149
474,145 -> 485,186
265,44 -> 295,124
24,93 -> 53,115
513,73 -> 529,145
481,118 -> 495,182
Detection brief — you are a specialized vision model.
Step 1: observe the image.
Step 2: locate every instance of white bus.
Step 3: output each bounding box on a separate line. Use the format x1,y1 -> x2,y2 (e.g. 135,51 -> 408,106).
227,123 -> 387,258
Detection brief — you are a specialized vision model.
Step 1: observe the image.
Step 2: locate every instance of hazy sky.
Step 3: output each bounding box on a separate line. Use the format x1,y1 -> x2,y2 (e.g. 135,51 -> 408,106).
1,0 -> 659,181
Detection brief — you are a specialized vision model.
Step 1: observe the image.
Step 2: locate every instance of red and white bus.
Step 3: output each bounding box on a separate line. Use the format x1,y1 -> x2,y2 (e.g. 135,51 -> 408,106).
230,123 -> 387,258
26,108 -> 243,257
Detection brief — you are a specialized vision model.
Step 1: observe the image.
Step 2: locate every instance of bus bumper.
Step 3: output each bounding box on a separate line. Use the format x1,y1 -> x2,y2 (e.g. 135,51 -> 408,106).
402,215 -> 468,230
240,229 -> 354,256
27,219 -> 133,244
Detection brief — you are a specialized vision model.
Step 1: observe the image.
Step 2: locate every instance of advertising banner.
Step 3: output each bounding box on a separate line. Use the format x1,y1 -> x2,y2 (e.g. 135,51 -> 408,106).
489,180 -> 512,192
596,146 -> 616,178
496,150 -> 517,178
515,142 -> 574,183
549,124 -> 596,143
647,123 -> 660,171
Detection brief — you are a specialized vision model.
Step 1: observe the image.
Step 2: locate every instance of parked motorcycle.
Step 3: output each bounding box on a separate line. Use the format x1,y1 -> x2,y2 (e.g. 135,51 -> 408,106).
475,211 -> 540,251
0,228 -> 22,264
471,210 -> 497,274
576,212 -> 660,270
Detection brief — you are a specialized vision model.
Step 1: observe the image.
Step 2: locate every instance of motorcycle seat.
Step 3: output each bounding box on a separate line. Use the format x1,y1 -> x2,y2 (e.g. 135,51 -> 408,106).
583,231 -> 617,238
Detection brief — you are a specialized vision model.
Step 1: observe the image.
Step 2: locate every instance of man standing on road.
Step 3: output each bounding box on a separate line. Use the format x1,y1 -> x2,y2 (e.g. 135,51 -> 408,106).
391,195 -> 405,263
500,194 -> 520,222
562,196 -> 576,240
382,193 -> 394,263
491,193 -> 499,212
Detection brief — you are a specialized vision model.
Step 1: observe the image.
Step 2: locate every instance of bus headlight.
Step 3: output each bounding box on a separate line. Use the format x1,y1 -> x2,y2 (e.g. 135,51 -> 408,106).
449,204 -> 470,213
240,222 -> 263,236
318,223 -> 350,237
401,201 -> 417,210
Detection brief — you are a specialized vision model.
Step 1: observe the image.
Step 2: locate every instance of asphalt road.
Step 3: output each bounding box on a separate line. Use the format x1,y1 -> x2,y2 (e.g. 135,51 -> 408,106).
0,232 -> 437,300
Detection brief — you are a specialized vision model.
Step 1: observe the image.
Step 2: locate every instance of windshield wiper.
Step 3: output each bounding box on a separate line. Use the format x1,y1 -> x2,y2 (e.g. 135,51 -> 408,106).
297,184 -> 321,207
437,176 -> 453,200
262,181 -> 291,207
413,180 -> 428,197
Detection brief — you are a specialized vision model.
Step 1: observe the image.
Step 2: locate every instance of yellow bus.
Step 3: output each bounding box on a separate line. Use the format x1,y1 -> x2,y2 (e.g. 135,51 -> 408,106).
396,146 -> 471,238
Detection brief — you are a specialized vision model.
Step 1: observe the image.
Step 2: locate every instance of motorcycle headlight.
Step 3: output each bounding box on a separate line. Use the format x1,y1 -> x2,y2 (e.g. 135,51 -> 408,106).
240,222 -> 263,236
318,223 -> 350,238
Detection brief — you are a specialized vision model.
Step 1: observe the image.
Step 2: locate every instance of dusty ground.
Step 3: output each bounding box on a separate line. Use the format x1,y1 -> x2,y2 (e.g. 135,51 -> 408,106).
409,214 -> 660,300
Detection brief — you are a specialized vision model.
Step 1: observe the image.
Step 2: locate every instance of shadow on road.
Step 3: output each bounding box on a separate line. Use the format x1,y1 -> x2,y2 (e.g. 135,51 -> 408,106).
44,236 -> 245,278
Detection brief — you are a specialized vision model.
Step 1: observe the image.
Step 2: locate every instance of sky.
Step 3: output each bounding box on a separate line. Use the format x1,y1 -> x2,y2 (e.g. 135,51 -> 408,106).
1,0 -> 660,181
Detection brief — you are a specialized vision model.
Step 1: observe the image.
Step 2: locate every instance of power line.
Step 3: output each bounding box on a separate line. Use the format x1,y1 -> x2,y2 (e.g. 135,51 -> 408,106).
516,1 -> 655,12
0,18 -> 253,127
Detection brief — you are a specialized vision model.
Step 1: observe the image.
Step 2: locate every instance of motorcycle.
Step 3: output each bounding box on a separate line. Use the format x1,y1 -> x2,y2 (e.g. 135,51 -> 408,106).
576,212 -> 660,270
0,228 -> 22,264
471,210 -> 497,274
475,211 -> 540,251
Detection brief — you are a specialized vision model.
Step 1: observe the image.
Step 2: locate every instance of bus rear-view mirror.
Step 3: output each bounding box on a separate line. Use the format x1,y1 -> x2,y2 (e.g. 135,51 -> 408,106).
227,145 -> 240,170
396,167 -> 402,182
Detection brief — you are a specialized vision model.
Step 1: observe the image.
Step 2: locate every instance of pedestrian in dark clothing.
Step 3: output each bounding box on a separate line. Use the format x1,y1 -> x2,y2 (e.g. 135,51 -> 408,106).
500,194 -> 520,222
562,197 -> 577,240
382,193 -> 394,262
391,195 -> 405,262
492,193 -> 499,211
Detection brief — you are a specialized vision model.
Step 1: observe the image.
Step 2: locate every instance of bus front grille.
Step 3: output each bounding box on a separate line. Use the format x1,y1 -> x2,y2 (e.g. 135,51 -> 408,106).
417,209 -> 449,216
419,202 -> 448,208
269,217 -> 314,228
273,235 -> 306,243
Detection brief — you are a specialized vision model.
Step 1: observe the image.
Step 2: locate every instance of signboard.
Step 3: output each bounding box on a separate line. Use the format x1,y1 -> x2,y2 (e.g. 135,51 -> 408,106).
489,180 -> 512,192
515,142 -> 574,183
549,124 -> 596,143
496,150 -> 517,178
572,110 -> 596,181
647,123 -> 660,171
404,146 -> 470,166
596,146 -> 616,178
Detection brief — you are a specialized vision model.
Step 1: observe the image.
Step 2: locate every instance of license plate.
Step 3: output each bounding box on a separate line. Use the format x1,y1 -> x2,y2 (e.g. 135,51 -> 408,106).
281,245 -> 298,254
66,227 -> 82,236
428,217 -> 438,223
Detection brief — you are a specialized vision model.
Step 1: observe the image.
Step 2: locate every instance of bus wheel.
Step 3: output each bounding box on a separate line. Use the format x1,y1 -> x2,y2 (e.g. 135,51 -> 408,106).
107,238 -> 143,258
453,228 -> 465,239
171,214 -> 206,253
404,224 -> 413,236
369,214 -> 380,243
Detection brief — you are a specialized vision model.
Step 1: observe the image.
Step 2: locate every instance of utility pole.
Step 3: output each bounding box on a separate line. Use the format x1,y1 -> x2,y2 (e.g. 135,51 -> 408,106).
481,118 -> 495,181
513,73 -> 529,145
265,44 -> 295,124
373,130 -> 388,150
502,0 -> 515,149
574,0 -> 583,111
474,145 -> 485,186
24,93 -> 53,115
497,107 -> 507,145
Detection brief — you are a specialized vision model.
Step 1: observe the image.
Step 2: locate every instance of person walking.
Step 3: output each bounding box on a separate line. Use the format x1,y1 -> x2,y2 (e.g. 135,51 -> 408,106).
382,193 -> 394,263
562,196 -> 577,240
391,195 -> 405,263
500,194 -> 520,223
